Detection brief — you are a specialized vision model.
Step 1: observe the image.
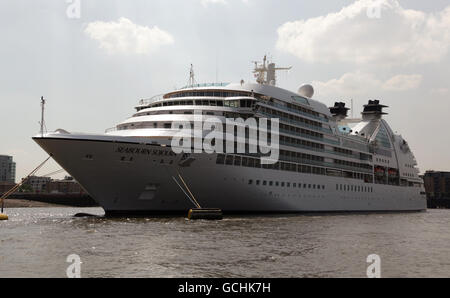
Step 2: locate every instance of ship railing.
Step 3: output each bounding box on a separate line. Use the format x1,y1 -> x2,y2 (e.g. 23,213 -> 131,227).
278,128 -> 340,146
258,101 -> 329,123
280,156 -> 372,174
105,127 -> 117,133
179,82 -> 229,89
280,138 -> 372,162
138,94 -> 165,106
259,111 -> 332,134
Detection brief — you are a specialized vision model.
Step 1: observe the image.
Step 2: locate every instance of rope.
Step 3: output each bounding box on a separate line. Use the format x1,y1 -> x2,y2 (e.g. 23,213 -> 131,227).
171,176 -> 199,208
177,172 -> 201,209
41,168 -> 65,177
1,155 -> 52,213
160,158 -> 201,209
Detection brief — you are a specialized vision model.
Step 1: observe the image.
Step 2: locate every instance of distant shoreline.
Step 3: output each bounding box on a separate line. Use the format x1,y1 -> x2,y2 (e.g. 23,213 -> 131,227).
2,199 -> 69,208
1,193 -> 98,208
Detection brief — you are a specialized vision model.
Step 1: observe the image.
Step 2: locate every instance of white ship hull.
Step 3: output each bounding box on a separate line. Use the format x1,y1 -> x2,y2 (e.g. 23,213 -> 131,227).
33,133 -> 427,214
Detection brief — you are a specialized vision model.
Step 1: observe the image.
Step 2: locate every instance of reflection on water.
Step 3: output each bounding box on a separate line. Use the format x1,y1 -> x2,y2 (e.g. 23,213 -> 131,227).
1,208 -> 449,277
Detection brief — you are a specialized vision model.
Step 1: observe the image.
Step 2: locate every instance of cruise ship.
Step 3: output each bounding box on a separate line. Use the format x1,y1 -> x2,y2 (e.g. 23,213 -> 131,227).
33,57 -> 426,214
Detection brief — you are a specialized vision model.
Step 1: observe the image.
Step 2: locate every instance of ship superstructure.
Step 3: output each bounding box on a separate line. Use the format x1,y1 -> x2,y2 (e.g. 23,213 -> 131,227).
33,57 -> 426,214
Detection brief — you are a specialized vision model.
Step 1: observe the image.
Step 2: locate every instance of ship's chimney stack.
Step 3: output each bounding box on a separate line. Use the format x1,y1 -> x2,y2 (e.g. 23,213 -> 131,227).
361,100 -> 388,121
329,102 -> 349,121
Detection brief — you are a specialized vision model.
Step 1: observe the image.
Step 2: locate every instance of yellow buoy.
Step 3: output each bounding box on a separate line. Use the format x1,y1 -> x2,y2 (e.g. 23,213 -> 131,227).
0,213 -> 8,221
188,208 -> 223,220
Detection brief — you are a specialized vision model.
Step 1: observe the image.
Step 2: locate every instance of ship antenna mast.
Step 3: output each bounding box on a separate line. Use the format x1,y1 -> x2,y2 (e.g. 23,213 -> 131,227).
188,64 -> 197,87
40,96 -> 46,137
252,55 -> 291,86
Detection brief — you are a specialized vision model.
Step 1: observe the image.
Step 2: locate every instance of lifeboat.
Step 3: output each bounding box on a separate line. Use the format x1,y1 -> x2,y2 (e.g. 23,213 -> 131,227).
388,169 -> 399,177
375,167 -> 385,176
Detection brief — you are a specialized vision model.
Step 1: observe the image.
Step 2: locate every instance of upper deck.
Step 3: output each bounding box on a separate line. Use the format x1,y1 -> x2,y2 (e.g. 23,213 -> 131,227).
106,58 -> 423,187
136,82 -> 332,119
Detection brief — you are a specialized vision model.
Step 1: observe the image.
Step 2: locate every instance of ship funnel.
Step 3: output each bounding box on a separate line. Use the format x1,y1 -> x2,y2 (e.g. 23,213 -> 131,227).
329,102 -> 349,121
362,100 -> 388,120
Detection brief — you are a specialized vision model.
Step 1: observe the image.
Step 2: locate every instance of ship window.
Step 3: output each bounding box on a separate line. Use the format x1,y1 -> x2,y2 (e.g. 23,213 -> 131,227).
375,125 -> 392,149
287,182 -> 290,187
263,181 -> 267,186
256,180 -> 260,185
276,182 -> 279,187
281,182 -> 285,187
269,181 -> 273,186
234,156 -> 241,166
216,154 -> 225,164
308,184 -> 311,189
248,180 -> 253,185
292,96 -> 310,106
293,183 -> 296,188
246,158 -> 254,167
225,155 -> 233,165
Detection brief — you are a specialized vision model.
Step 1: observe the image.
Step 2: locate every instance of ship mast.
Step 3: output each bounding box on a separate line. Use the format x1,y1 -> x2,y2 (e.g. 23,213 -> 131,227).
40,96 -> 46,137
188,64 -> 197,87
253,55 -> 291,86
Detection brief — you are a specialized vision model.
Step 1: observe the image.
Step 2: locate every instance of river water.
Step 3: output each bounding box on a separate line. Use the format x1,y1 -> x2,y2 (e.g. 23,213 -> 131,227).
0,208 -> 449,278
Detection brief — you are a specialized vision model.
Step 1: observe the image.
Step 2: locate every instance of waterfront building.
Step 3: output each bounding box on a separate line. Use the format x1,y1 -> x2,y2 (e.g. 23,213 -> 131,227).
424,171 -> 450,199
23,176 -> 51,193
47,176 -> 86,194
0,155 -> 16,183
0,182 -> 16,194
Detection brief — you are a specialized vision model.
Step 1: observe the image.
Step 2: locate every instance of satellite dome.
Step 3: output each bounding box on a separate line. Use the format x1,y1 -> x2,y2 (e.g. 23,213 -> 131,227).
298,84 -> 314,98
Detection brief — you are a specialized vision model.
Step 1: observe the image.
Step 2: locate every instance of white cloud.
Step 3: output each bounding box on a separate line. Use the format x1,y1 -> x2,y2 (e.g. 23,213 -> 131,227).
383,74 -> 423,91
276,0 -> 450,65
85,18 -> 174,55
312,71 -> 422,97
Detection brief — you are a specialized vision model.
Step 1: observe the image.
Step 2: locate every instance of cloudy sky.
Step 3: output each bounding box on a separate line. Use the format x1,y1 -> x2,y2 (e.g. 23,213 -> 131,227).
0,0 -> 449,181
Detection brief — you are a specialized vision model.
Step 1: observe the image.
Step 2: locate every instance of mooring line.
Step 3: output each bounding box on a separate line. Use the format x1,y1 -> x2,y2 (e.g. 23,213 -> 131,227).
1,155 -> 52,213
171,176 -> 199,208
177,172 -> 201,209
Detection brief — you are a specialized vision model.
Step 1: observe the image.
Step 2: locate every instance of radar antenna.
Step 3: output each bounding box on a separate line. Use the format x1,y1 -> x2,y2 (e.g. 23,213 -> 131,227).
252,55 -> 291,86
